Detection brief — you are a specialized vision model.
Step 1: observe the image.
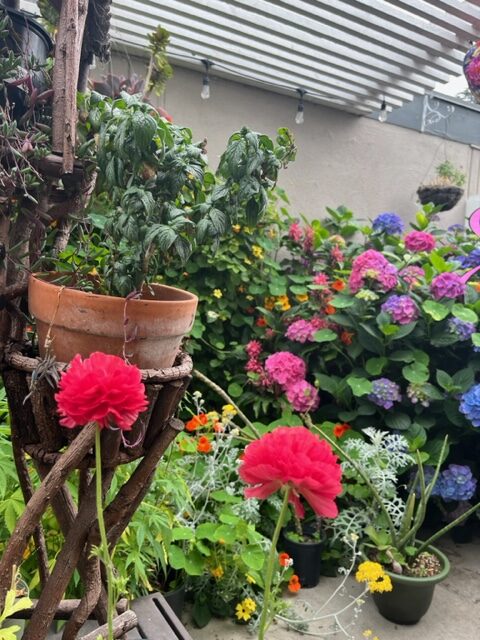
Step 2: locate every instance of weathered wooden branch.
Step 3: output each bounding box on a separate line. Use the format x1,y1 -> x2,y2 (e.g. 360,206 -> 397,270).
0,423 -> 97,600
22,466 -> 114,640
79,610 -> 138,640
51,0 -> 89,173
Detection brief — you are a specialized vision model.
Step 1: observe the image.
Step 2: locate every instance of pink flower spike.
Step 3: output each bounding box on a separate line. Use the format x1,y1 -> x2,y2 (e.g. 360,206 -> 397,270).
55,352 -> 148,431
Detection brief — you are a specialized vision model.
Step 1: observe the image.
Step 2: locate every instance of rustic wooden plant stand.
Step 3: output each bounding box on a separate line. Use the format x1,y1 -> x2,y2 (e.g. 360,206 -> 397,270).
0,347 -> 192,639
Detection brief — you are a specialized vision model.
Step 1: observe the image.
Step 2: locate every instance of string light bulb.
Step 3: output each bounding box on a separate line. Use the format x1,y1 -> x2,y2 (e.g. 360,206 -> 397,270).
295,88 -> 307,124
201,59 -> 213,100
378,97 -> 387,123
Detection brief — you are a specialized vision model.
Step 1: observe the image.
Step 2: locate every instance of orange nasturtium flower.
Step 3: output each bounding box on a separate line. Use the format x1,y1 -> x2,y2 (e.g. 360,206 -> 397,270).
185,413 -> 208,432
333,423 -> 351,438
340,330 -> 354,345
278,552 -> 291,567
324,304 -> 336,315
197,436 -> 212,453
288,574 -> 301,593
331,279 -> 345,291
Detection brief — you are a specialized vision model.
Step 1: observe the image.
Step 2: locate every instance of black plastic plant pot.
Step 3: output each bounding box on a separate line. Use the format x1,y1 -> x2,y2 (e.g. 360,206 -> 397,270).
372,545 -> 450,625
279,530 -> 323,589
163,583 -> 186,619
2,6 -> 53,62
416,186 -> 464,211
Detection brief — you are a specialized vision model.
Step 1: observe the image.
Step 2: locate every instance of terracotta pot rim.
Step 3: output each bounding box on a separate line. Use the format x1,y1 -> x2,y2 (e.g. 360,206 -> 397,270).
29,272 -> 198,305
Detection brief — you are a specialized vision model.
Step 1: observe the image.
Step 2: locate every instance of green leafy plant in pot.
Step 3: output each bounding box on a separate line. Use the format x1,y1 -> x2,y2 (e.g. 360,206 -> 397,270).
29,91 -> 296,368
308,420 -> 480,625
417,160 -> 466,212
279,515 -> 323,589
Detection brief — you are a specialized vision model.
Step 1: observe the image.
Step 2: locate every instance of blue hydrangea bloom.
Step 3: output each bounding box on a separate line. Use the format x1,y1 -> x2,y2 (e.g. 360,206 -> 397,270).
372,212 -> 404,235
368,378 -> 401,409
436,464 -> 477,502
455,248 -> 480,269
459,384 -> 480,427
448,317 -> 476,341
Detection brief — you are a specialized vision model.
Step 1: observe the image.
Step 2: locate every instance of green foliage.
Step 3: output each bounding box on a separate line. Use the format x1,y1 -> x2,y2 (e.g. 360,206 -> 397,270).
434,160 -> 466,187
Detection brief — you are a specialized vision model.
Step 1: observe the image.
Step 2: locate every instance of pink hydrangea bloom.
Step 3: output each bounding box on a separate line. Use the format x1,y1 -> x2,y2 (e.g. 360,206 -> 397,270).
331,245 -> 344,263
286,380 -> 320,413
399,265 -> 425,288
285,319 -> 316,343
348,250 -> 398,294
430,272 -> 466,300
404,231 -> 436,253
265,352 -> 306,389
289,222 -> 303,243
239,426 -> 342,518
245,340 -> 262,359
313,273 -> 329,286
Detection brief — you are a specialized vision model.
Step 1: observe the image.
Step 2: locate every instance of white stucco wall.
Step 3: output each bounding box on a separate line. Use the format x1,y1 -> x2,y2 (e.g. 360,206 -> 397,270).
98,53 -> 480,227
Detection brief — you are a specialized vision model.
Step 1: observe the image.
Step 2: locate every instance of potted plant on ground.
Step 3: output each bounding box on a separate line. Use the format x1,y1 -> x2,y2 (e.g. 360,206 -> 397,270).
417,160 -> 466,211
279,514 -> 323,589
308,423 -> 480,625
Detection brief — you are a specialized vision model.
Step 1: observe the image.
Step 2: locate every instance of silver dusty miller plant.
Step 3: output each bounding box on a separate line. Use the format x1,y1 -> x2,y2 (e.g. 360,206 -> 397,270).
329,428 -> 414,542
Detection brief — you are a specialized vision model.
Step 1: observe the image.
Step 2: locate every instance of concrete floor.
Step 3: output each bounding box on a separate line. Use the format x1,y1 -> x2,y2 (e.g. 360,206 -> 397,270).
184,538 -> 480,640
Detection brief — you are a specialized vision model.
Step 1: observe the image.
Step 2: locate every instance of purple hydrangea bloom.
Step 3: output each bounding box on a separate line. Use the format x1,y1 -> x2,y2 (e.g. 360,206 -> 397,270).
368,378 -> 401,409
430,273 -> 466,300
436,464 -> 477,502
448,223 -> 465,234
455,248 -> 480,269
381,295 -> 419,325
459,384 -> 480,427
448,317 -> 477,341
285,319 -> 316,343
372,212 -> 404,235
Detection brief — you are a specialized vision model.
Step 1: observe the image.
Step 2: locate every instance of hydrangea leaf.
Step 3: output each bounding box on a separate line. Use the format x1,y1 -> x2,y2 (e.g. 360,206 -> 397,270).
422,300 -> 450,321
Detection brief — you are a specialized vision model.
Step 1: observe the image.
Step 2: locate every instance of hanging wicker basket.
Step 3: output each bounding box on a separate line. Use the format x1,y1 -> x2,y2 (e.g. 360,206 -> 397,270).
416,185 -> 464,211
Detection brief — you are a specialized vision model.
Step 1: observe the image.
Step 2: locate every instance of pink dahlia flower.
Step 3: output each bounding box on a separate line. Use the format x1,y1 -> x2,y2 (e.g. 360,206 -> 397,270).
286,380 -> 320,412
404,231 -> 436,253
265,352 -> 306,389
348,250 -> 398,294
55,352 -> 148,430
430,272 -> 466,300
239,426 -> 342,518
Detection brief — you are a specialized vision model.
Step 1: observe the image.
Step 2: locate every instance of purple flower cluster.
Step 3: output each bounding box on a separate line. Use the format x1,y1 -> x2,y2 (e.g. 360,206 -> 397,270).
430,272 -> 466,300
349,250 -> 398,294
448,317 -> 476,341
436,464 -> 477,502
399,265 -> 425,288
455,248 -> 480,269
381,295 -> 419,325
406,383 -> 430,407
368,378 -> 401,409
459,384 -> 480,427
372,212 -> 404,235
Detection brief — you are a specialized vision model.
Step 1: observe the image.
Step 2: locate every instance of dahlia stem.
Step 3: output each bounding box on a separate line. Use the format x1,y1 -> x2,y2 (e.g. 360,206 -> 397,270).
95,426 -> 114,640
258,487 -> 290,640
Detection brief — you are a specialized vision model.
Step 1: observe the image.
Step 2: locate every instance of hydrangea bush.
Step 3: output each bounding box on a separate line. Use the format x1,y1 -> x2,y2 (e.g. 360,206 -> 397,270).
229,204 -> 480,473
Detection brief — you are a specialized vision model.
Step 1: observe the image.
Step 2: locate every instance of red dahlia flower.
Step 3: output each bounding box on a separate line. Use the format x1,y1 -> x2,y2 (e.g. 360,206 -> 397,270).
55,352 -> 148,431
239,426 -> 342,518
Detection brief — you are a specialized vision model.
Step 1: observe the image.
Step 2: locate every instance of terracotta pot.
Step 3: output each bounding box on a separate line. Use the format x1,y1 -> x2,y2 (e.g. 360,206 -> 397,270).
372,544 -> 450,625
28,274 -> 198,369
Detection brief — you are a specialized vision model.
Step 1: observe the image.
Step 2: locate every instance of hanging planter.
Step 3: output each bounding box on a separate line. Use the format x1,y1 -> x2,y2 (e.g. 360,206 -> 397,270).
416,185 -> 464,211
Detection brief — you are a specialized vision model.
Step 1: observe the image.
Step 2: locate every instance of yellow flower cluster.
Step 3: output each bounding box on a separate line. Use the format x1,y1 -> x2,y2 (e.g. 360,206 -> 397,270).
264,295 -> 291,311
355,561 -> 393,594
222,404 -> 237,420
363,630 -> 380,640
235,597 -> 257,621
213,289 -> 223,299
210,565 -> 224,579
252,245 -> 264,259
296,293 -> 309,303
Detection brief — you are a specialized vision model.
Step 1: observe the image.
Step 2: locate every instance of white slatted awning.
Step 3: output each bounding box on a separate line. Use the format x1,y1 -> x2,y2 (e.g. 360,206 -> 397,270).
21,0 -> 480,115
